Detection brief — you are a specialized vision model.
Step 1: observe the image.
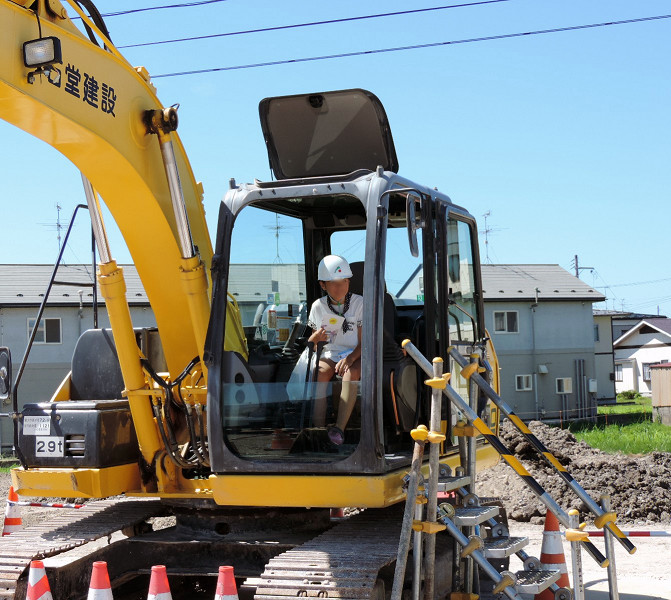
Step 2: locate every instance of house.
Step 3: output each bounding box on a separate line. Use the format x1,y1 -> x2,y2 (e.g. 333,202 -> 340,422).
613,318 -> 671,396
2,261 -> 605,454
651,363 -> 671,425
592,310 -> 618,404
0,264 -> 155,453
481,264 -> 605,421
611,311 -> 663,341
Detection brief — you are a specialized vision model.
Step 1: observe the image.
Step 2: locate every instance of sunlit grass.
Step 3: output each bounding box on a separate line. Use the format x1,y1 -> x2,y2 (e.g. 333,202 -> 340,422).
573,421 -> 671,454
597,399 -> 651,417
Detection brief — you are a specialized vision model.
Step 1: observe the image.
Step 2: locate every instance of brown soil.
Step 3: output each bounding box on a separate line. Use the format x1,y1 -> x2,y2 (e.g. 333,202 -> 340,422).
476,420 -> 671,525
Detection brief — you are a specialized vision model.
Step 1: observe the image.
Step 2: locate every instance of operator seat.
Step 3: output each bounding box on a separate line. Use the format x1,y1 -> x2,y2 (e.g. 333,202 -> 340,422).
348,262 -> 418,434
70,329 -> 125,400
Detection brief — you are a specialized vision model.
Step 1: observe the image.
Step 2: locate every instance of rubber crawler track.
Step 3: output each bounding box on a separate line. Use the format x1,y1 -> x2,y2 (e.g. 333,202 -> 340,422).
0,497 -> 164,599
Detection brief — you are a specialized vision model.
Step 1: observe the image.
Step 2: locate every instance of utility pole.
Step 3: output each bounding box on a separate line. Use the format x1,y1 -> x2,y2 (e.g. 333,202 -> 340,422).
571,254 -> 594,279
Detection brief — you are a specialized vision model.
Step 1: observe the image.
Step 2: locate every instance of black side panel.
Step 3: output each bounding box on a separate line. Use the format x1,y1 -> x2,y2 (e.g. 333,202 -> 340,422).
19,400 -> 138,468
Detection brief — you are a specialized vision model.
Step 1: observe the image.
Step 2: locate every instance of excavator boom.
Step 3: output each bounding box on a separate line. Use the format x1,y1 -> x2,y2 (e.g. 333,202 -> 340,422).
1,0 -> 213,374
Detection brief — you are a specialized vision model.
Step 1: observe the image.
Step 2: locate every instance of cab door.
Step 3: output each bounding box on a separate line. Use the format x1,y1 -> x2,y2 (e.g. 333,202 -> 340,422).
436,200 -> 487,408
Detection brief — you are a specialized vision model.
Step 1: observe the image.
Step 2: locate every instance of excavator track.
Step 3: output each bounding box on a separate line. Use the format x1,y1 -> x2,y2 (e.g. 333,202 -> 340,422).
249,507 -> 404,600
0,497 -> 165,599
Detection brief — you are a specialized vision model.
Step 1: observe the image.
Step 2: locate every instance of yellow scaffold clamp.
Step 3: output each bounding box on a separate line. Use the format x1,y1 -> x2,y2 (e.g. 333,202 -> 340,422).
565,516 -> 589,542
594,511 -> 617,529
424,376 -> 448,390
452,420 -> 478,437
411,424 -> 429,442
412,520 -> 447,534
460,535 -> 484,557
459,361 -> 486,380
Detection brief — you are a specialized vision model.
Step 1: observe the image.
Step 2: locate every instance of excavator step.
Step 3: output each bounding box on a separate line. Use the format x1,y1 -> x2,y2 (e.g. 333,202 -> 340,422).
513,569 -> 561,595
452,506 -> 499,527
437,475 -> 471,493
482,536 -> 528,559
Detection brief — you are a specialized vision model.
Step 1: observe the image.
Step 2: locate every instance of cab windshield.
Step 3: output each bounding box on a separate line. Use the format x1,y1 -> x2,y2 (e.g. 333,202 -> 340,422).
221,198 -> 364,462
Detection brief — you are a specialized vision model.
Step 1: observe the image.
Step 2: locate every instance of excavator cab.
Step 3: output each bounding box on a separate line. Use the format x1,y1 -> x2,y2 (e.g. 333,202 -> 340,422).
205,89 -> 491,481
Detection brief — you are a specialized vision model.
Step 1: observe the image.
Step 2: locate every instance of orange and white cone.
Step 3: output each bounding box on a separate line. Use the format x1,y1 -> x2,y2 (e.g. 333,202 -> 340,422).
147,565 -> 173,600
2,486 -> 22,536
535,510 -> 570,599
214,566 -> 238,600
26,560 -> 53,600
88,561 -> 114,599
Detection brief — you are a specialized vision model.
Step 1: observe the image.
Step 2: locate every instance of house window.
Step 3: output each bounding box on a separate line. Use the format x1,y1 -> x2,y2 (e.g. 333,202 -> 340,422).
594,324 -> 600,342
556,377 -> 573,394
515,374 -> 532,391
494,311 -> 518,333
614,364 -> 623,382
27,318 -> 61,344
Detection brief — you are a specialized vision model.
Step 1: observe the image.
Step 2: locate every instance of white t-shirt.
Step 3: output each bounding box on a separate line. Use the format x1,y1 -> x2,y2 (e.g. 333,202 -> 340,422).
307,293 -> 363,361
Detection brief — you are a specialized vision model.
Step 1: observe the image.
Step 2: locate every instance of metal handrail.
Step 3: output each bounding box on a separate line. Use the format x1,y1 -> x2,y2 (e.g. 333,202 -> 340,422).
12,204 -> 93,464
401,339 -> 610,568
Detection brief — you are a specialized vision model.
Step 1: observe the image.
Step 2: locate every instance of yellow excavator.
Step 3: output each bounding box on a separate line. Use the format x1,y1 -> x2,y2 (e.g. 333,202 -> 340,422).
0,2 -> 634,599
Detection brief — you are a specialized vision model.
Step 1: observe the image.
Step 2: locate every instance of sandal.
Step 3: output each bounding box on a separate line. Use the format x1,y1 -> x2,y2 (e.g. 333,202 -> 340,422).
327,426 -> 345,446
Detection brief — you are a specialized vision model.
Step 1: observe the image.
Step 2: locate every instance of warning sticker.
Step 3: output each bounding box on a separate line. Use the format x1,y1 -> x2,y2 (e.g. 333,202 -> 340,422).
22,416 -> 51,436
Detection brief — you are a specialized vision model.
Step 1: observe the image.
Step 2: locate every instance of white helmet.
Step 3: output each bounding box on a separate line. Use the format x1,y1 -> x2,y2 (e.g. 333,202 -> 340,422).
318,255 -> 352,281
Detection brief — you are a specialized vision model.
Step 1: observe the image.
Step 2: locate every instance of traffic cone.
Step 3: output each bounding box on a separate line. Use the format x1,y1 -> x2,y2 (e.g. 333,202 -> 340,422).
26,560 -> 53,600
214,566 -> 238,600
330,508 -> 345,519
2,486 -> 22,536
88,561 -> 114,599
535,510 -> 570,599
147,565 -> 172,600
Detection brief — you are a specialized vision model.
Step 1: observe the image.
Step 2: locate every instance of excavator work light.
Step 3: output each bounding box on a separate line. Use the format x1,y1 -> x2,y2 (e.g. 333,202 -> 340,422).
23,36 -> 62,68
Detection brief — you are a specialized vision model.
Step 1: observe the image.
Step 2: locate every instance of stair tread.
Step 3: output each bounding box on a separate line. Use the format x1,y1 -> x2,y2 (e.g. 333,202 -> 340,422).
453,505 -> 499,526
436,476 -> 471,492
482,536 -> 528,557
514,569 -> 561,594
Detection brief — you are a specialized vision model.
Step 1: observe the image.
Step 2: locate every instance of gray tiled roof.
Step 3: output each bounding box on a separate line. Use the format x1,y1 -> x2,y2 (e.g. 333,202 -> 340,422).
481,264 -> 605,302
645,318 -> 671,336
613,317 -> 671,345
1,263 -> 603,307
0,264 -> 147,306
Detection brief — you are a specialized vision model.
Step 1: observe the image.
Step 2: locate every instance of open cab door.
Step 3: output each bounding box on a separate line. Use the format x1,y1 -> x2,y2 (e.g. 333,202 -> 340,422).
259,89 -> 398,180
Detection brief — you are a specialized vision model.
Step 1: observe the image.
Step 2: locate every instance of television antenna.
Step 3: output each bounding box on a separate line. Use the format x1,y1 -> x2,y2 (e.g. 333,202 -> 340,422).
264,214 -> 297,264
39,203 -> 64,253
479,210 -> 505,263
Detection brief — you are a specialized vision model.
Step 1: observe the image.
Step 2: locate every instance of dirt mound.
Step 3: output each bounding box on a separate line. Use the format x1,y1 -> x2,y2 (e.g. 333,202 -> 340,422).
476,420 -> 671,525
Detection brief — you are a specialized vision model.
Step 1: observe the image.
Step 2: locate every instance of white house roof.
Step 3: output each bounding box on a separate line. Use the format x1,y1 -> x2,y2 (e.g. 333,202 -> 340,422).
0,264 -> 148,306
481,264 -> 605,302
613,318 -> 671,346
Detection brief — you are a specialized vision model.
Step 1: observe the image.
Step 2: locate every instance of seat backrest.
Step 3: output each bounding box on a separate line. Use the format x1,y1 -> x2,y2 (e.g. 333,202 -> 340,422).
349,261 -> 399,346
70,329 -> 125,400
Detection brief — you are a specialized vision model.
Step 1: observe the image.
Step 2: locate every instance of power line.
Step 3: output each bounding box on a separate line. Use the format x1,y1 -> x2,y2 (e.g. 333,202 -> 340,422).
153,14 -> 671,78
118,1 -> 514,49
599,276 -> 671,288
100,0 -> 229,17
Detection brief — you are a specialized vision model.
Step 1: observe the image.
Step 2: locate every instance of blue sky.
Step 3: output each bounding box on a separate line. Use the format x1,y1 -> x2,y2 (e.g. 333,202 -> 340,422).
2,0 -> 670,315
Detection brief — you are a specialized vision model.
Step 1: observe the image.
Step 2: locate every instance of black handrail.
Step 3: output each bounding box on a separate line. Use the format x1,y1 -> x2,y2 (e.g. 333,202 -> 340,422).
12,204 -> 93,465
